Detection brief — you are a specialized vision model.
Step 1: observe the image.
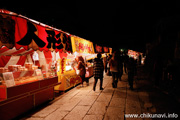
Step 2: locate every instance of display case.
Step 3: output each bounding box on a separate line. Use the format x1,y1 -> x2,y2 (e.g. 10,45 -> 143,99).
0,65 -> 60,120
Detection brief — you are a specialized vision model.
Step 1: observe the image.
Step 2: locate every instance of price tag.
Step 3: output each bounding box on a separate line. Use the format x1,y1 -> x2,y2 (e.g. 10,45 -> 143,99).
3,72 -> 15,87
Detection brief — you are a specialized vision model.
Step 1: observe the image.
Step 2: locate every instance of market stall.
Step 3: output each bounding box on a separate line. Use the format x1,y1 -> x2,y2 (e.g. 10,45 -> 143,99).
71,35 -> 95,78
0,9 -> 72,120
54,35 -> 95,91
128,49 -> 144,64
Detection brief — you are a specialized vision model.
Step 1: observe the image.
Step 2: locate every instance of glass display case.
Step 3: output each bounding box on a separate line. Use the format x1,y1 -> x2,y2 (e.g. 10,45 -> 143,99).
0,61 -> 59,120
0,61 -> 58,88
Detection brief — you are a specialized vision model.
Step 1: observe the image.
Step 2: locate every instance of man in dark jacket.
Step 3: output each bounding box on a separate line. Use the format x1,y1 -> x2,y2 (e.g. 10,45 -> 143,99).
127,57 -> 136,90
93,53 -> 104,91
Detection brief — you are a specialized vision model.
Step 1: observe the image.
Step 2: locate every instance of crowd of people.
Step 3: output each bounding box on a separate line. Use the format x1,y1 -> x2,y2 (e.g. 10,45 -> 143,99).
74,50 -> 137,91
93,50 -> 137,91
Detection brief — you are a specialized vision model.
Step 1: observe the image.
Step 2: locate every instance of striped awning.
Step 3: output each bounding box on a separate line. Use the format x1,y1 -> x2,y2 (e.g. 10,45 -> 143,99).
0,46 -> 67,67
0,46 -> 34,56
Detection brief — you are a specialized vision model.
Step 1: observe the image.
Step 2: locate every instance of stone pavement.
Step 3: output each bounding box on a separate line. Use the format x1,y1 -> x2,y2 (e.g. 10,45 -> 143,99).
20,69 -> 180,120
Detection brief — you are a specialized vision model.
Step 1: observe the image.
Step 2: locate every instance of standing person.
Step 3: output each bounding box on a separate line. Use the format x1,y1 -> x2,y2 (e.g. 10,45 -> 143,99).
127,57 -> 136,90
109,51 -> 121,88
103,54 -> 108,73
93,53 -> 104,91
119,54 -> 124,81
106,54 -> 112,76
123,53 -> 129,74
76,56 -> 87,87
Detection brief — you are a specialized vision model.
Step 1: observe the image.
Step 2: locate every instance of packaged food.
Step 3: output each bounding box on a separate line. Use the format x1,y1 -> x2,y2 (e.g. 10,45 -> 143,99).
0,67 -> 5,73
25,63 -> 33,70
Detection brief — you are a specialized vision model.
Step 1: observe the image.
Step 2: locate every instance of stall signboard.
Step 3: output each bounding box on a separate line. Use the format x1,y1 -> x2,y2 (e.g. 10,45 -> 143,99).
95,44 -> 103,53
0,10 -> 72,53
95,44 -> 111,54
103,46 -> 109,53
71,36 -> 94,54
128,49 -> 140,59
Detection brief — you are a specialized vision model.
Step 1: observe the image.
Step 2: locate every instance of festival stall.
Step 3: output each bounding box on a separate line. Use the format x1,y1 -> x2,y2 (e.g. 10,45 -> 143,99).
54,35 -> 95,91
0,9 -> 72,119
95,44 -> 112,56
95,44 -> 113,73
128,49 -> 144,64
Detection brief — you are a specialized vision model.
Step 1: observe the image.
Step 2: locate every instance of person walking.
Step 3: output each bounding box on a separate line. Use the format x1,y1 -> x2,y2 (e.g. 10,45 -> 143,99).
123,53 -> 129,74
109,51 -> 121,88
93,53 -> 104,91
106,54 -> 112,76
119,54 -> 124,81
127,57 -> 136,90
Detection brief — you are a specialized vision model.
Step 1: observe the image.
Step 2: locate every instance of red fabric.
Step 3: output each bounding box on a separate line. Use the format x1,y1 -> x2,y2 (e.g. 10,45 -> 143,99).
16,56 -> 27,66
11,16 -> 28,50
24,50 -> 34,55
0,46 -> 9,54
36,25 -> 48,51
10,49 -> 26,55
1,14 -> 72,52
0,56 -> 11,67
43,51 -> 52,64
59,52 -> 67,59
54,30 -> 63,52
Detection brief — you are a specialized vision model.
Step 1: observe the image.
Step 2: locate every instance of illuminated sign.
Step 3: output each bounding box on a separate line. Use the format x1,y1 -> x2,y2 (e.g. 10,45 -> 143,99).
71,36 -> 94,54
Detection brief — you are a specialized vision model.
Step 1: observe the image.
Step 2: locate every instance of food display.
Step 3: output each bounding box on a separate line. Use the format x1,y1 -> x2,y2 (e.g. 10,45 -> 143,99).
0,67 -> 8,73
25,63 -> 33,70
15,76 -> 39,84
0,63 -> 48,87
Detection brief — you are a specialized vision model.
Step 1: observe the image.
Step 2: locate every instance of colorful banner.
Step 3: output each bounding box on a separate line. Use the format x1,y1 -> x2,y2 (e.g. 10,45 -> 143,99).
0,12 -> 72,53
95,44 -> 103,53
95,44 -> 111,53
71,36 -> 94,54
103,46 -> 109,53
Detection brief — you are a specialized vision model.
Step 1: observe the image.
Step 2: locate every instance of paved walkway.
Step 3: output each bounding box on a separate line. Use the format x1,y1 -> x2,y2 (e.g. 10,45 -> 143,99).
20,68 -> 180,120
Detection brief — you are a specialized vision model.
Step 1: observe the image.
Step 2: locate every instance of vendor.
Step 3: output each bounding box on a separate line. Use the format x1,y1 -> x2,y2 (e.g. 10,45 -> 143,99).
75,56 -> 88,87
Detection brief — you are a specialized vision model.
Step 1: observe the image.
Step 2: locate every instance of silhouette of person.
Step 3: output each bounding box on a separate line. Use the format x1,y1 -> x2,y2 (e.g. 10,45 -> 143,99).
93,53 -> 104,91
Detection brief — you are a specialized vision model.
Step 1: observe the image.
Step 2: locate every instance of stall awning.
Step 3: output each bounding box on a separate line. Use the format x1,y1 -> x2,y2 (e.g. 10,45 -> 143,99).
0,46 -> 34,56
0,9 -> 72,53
0,46 -> 68,67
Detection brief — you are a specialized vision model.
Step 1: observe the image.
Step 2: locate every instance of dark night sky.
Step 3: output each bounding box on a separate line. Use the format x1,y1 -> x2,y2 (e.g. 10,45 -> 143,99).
1,0 -> 180,52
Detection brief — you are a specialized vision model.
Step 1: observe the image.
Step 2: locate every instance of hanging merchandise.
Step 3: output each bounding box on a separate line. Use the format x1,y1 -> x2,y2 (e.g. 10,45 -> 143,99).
59,57 -> 66,74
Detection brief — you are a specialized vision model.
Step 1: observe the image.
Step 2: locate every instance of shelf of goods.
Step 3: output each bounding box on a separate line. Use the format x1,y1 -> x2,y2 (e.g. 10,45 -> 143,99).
0,70 -> 60,120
